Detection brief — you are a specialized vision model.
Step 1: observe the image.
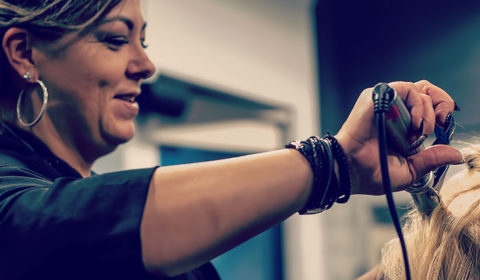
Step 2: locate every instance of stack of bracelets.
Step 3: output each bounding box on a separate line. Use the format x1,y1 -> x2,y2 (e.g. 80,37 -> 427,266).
285,133 -> 352,214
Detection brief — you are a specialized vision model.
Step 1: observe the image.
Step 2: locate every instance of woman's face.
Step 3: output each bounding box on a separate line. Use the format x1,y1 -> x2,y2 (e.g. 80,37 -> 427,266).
34,0 -> 155,157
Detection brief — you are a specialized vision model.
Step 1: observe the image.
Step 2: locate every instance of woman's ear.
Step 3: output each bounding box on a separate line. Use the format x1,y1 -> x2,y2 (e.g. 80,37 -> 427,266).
2,27 -> 36,80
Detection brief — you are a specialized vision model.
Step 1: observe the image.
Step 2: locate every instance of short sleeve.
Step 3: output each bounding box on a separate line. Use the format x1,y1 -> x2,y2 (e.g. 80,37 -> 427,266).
0,166 -> 159,279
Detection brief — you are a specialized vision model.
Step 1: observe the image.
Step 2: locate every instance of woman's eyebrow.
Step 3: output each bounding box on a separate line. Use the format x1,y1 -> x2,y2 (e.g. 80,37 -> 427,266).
100,16 -> 147,31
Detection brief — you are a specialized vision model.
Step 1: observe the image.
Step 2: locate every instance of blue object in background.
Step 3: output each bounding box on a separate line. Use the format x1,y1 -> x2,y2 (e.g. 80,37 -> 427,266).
160,146 -> 284,280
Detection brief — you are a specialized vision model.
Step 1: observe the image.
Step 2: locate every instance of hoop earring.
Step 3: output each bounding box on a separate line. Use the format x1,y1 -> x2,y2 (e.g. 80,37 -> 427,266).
16,72 -> 49,127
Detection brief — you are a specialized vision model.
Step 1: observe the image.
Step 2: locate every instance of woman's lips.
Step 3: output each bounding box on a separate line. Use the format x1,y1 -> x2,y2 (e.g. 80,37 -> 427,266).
112,94 -> 139,119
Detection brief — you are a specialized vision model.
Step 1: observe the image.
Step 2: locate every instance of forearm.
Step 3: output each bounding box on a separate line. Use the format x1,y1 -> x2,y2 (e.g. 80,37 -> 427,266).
141,149 -> 313,276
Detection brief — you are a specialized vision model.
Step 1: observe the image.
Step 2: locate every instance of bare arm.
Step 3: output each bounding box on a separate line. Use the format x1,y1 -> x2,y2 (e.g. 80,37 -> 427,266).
139,80 -> 463,277
140,149 -> 313,276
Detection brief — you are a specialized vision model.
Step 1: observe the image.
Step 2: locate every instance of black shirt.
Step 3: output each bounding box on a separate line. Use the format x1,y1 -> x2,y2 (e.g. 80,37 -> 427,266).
0,123 -> 219,280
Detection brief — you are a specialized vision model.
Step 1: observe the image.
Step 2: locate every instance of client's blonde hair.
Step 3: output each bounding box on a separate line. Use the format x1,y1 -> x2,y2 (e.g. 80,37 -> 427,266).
379,146 -> 480,280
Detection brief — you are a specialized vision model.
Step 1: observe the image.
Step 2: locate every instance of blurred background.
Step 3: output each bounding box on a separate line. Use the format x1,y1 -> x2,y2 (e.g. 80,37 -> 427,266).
94,0 -> 480,279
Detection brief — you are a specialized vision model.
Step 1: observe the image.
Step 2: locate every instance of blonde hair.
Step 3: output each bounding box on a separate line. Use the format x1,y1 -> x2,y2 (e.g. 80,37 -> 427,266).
379,146 -> 480,279
0,0 -> 122,122
0,0 -> 122,36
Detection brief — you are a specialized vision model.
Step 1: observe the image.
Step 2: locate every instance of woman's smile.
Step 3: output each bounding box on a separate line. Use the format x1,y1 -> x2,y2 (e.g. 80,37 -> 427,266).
112,92 -> 141,119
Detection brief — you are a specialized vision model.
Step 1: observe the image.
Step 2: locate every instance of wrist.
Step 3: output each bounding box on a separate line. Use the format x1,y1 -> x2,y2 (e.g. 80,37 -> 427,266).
334,133 -> 361,195
285,134 -> 352,214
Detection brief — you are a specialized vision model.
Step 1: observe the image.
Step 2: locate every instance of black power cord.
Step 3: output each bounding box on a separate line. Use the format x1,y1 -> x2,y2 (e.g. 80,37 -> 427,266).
372,83 -> 412,280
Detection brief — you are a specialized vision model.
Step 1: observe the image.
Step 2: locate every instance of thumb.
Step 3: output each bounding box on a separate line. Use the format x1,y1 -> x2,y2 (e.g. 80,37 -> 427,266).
408,145 -> 463,181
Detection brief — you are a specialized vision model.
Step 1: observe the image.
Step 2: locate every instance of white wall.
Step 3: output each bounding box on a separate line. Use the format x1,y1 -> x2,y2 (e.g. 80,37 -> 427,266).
98,1 -> 324,279
143,0 -> 315,115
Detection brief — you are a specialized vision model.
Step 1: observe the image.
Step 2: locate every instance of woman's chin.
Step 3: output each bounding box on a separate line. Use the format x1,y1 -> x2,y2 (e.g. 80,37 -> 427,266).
101,122 -> 136,146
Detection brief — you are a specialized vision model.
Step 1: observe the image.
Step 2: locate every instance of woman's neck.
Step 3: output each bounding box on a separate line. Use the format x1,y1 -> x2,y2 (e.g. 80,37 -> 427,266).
18,118 -> 94,177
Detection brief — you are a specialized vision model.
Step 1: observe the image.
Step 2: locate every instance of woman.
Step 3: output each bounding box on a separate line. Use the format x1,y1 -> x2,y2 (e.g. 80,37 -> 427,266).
360,145 -> 480,280
0,0 -> 463,279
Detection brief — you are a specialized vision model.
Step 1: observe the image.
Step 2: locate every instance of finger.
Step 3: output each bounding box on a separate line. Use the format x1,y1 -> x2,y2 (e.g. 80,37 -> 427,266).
388,81 -> 424,131
407,145 -> 463,181
419,94 -> 434,136
415,80 -> 455,126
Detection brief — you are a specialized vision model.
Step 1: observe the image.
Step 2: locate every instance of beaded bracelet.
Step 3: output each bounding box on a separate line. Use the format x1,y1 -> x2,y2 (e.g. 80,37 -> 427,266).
285,134 -> 351,214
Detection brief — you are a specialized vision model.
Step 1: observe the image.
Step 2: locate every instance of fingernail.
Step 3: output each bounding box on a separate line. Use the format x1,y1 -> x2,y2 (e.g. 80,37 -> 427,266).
411,135 -> 426,149
454,102 -> 461,112
444,113 -> 453,127
453,154 -> 465,165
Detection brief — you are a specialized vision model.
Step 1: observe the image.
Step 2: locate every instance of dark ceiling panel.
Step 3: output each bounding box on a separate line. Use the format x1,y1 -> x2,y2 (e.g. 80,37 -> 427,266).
314,0 -> 480,132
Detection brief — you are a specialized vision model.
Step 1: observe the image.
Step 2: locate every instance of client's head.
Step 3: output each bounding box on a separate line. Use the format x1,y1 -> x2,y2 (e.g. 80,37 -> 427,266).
379,145 -> 480,280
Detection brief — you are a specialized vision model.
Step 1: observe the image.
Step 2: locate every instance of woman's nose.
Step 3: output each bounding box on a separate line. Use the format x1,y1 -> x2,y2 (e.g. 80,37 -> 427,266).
127,48 -> 156,81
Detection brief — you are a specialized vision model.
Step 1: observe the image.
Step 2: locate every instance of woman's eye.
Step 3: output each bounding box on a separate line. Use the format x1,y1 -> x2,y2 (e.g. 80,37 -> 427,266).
104,35 -> 129,49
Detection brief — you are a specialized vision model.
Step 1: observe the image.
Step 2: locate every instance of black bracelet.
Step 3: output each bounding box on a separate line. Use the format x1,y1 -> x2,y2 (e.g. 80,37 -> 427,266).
287,137 -> 327,214
285,134 -> 351,214
324,133 -> 351,204
317,137 -> 336,210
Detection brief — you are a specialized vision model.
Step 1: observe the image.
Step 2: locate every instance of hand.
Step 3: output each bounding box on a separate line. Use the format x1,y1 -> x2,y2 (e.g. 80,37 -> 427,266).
335,80 -> 463,195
